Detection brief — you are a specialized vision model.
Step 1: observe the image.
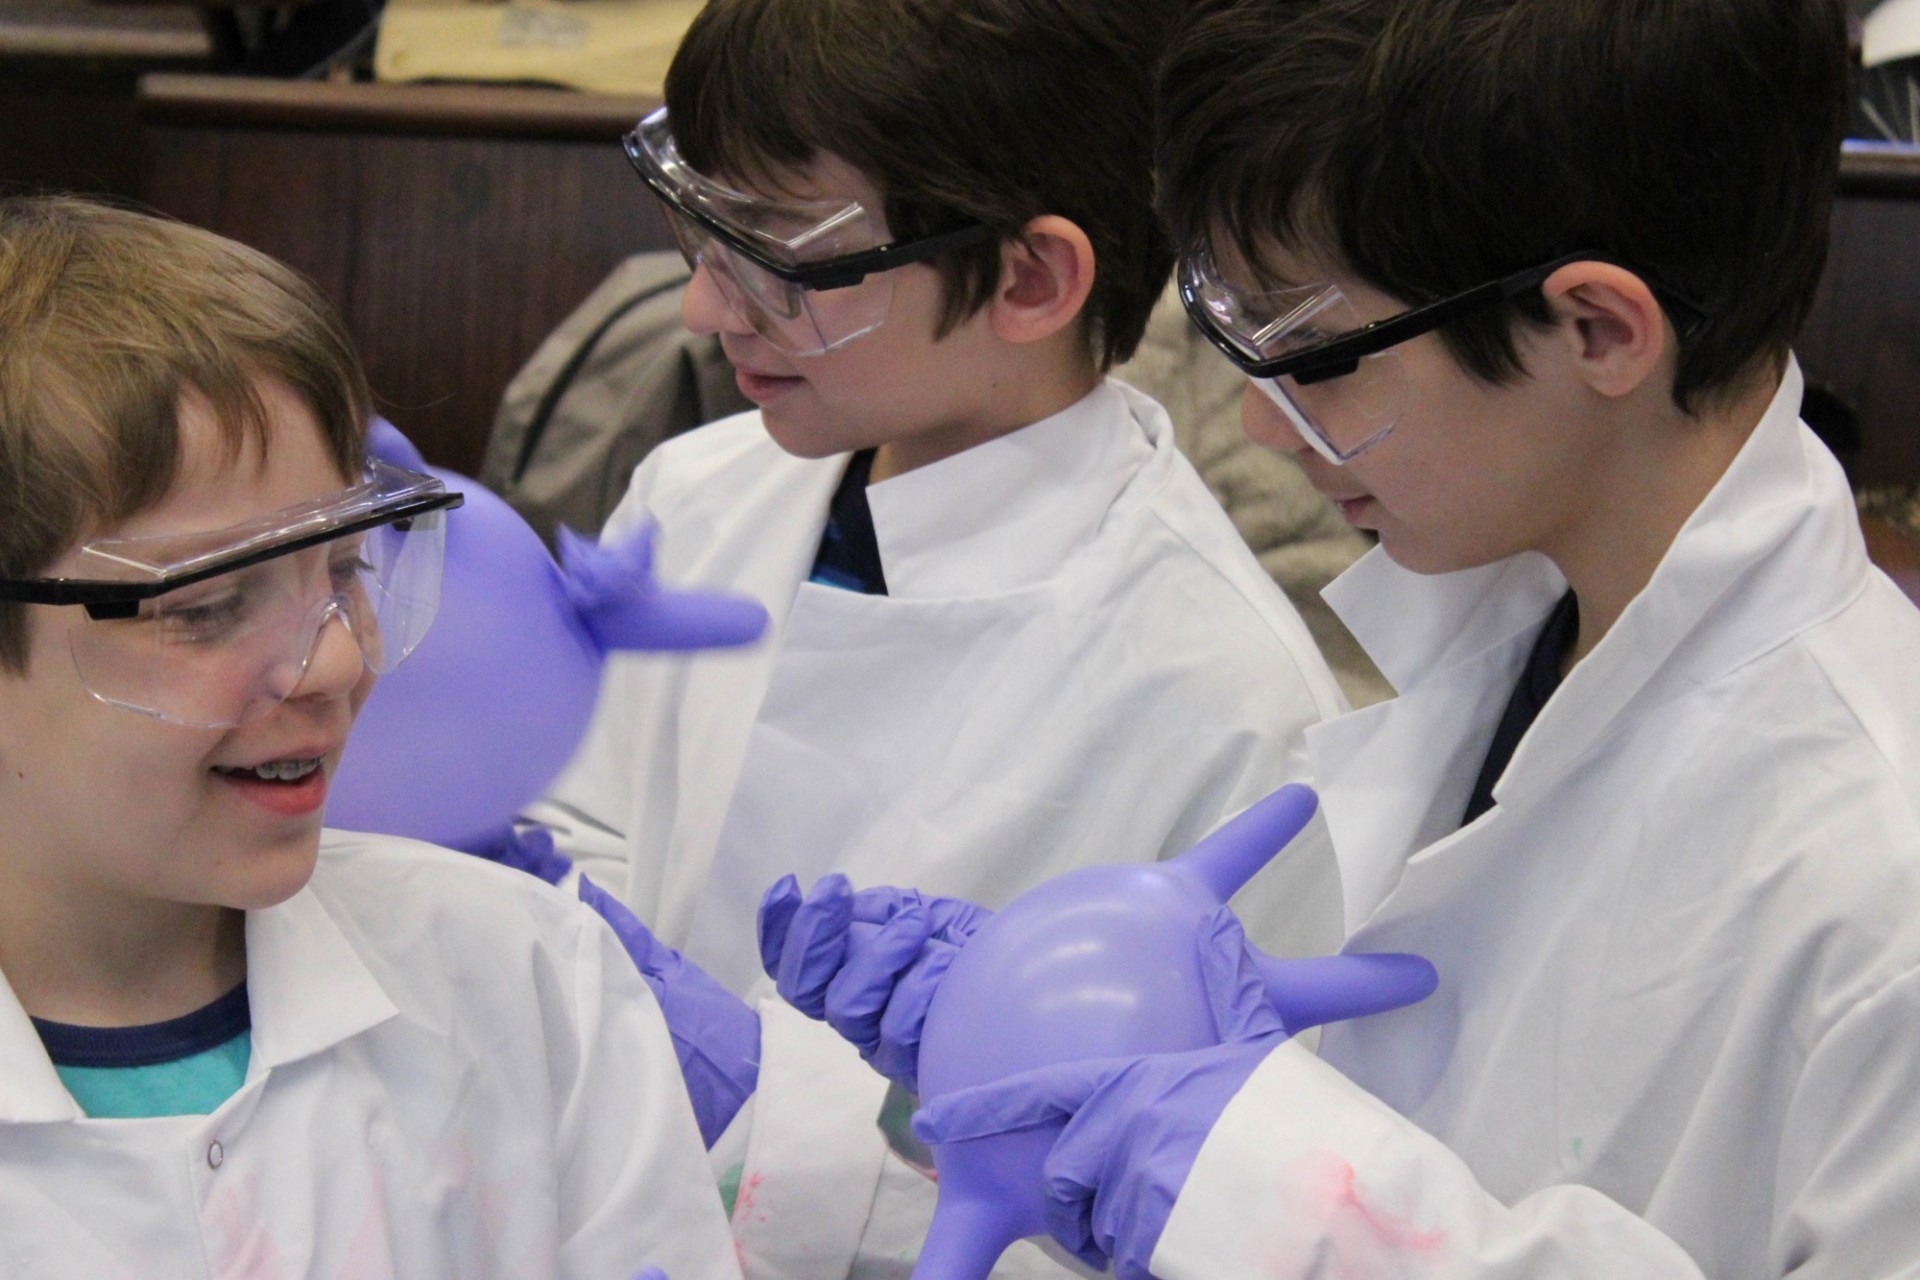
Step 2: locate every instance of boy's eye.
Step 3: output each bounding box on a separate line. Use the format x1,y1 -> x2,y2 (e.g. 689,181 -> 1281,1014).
329,553 -> 374,589
147,588 -> 250,641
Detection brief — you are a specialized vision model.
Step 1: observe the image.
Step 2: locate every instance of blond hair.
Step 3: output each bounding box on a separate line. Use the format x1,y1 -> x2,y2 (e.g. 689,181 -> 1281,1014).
0,196 -> 372,670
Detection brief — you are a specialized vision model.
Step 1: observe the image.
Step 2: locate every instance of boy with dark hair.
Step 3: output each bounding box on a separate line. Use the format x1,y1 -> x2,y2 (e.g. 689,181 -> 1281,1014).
787,0 -> 1920,1276
529,0 -> 1351,1273
0,196 -> 739,1279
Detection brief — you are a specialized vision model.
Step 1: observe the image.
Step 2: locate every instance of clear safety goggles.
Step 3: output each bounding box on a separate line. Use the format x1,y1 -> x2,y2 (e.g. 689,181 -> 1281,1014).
622,107 -> 997,356
0,461 -> 463,728
1178,245 -> 1709,465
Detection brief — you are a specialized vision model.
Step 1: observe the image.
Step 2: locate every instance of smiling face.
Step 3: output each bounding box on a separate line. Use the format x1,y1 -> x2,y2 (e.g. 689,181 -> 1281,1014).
0,376 -> 373,917
679,151 -> 1020,471
1234,243 -> 1610,577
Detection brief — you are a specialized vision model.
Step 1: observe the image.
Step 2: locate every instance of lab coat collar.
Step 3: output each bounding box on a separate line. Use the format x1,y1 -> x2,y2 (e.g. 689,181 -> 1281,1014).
243,881 -> 400,1075
0,885 -> 398,1123
1315,358 -> 1871,929
864,379 -> 1159,598
0,974 -> 82,1122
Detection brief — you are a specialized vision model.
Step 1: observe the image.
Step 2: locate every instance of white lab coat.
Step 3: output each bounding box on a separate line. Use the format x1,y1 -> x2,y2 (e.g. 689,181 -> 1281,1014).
537,379 -> 1349,1279
0,831 -> 741,1280
1152,359 -> 1920,1280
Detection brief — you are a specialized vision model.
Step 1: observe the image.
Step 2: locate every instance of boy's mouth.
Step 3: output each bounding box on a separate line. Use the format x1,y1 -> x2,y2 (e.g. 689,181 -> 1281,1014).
213,758 -> 322,783
211,755 -> 330,817
733,367 -> 807,404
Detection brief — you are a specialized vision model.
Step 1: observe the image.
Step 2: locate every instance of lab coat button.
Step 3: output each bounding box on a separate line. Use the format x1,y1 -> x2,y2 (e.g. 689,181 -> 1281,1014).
207,1141 -> 224,1169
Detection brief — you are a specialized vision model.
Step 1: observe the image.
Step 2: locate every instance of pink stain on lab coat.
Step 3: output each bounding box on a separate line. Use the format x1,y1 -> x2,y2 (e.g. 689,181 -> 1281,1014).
1248,1151 -> 1447,1279
1322,1155 -> 1445,1257
202,1174 -> 289,1280
732,1171 -> 766,1226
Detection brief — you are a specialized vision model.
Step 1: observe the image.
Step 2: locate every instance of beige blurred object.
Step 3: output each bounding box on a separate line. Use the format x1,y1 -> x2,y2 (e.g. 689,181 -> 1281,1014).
1859,485 -> 1920,606
374,0 -> 699,94
1114,290 -> 1393,708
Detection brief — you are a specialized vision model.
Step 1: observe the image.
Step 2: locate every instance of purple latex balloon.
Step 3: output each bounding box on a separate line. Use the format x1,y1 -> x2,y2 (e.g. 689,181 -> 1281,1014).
326,458 -> 604,852
325,421 -> 767,852
910,785 -> 1436,1280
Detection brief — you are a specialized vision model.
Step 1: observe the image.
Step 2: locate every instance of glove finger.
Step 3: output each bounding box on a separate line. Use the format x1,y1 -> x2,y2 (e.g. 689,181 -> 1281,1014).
922,896 -> 993,943
774,875 -> 855,1018
578,874 -> 671,994
757,874 -> 803,979
848,885 -> 931,927
1040,1070 -> 1143,1274
911,1056 -> 1120,1146
867,937 -> 961,1090
1196,907 -> 1286,1042
1253,951 -> 1440,1034
823,904 -> 933,1053
617,588 -> 770,651
1041,1171 -> 1112,1274
1178,783 -> 1319,903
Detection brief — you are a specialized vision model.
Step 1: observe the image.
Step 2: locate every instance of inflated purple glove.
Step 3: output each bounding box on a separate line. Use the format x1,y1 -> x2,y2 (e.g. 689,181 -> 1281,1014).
576,874 -> 760,1149
556,522 -> 767,652
911,907 -> 1435,1280
758,872 -> 992,1092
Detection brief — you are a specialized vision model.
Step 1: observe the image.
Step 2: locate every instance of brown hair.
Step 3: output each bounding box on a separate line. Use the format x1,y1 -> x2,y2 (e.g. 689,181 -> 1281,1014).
662,0 -> 1176,369
1157,0 -> 1850,412
0,196 -> 371,670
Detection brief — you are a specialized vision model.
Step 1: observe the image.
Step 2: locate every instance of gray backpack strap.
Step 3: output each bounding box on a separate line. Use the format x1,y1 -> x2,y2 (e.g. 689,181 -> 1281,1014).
481,251 -> 751,544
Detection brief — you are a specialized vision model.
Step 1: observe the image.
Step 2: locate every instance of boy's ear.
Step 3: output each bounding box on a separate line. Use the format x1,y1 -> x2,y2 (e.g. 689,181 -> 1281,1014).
987,216 -> 1096,346
1539,261 -> 1672,400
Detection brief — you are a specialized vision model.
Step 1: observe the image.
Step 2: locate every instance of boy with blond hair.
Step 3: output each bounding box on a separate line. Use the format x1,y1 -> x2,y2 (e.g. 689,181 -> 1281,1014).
0,196 -> 738,1280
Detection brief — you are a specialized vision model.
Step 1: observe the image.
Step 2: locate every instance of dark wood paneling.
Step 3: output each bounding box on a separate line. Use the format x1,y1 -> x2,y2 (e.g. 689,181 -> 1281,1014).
1800,144 -> 1920,490
0,4 -> 208,196
139,89 -> 673,474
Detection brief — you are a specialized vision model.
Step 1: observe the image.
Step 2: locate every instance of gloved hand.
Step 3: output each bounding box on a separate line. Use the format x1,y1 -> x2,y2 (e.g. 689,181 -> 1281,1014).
757,872 -> 992,1092
628,1269 -> 666,1280
578,876 -> 760,1148
911,907 -> 1436,1280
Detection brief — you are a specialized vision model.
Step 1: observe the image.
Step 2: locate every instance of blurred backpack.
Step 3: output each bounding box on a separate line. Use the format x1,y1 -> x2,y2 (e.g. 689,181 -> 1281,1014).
480,251 -> 750,545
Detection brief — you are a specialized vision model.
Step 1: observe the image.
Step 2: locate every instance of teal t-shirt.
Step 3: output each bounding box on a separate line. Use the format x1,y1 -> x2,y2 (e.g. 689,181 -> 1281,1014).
32,982 -> 251,1119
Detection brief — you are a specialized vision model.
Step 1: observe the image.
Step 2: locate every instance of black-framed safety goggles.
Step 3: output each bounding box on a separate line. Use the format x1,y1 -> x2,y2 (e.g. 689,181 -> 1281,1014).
621,108 -> 997,294
1180,247 -> 1710,387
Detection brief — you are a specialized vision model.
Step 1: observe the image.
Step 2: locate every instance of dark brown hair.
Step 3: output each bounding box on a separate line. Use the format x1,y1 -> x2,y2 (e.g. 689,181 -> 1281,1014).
0,196 -> 370,670
1157,0 -> 1850,412
662,0 -> 1177,369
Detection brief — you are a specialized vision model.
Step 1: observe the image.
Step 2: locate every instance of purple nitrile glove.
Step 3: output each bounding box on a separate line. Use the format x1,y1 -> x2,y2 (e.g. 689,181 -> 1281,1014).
911,908 -> 1436,1280
628,1269 -> 667,1280
757,873 -> 992,1092
577,875 -> 760,1149
474,822 -> 576,886
556,522 -> 767,653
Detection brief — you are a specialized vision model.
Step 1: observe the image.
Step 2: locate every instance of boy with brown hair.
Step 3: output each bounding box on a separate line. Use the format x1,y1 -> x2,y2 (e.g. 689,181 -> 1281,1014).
0,195 -> 739,1279
786,0 -> 1920,1276
528,0 -> 1352,1273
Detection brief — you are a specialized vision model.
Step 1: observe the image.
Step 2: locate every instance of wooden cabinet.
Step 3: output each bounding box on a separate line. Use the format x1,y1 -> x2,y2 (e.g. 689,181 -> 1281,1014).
138,75 -> 675,474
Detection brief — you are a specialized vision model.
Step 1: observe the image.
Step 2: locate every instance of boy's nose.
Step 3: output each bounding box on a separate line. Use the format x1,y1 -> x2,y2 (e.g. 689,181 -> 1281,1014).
681,262 -> 755,338
287,604 -> 367,704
